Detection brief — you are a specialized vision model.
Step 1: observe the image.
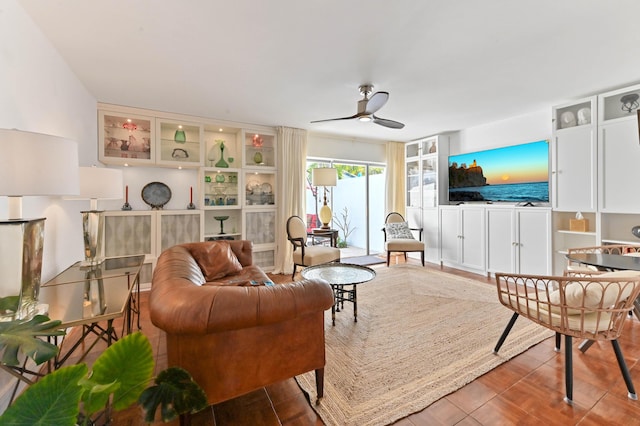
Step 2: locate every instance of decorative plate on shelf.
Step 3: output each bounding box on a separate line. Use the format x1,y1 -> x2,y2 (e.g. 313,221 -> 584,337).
261,182 -> 272,194
141,182 -> 171,209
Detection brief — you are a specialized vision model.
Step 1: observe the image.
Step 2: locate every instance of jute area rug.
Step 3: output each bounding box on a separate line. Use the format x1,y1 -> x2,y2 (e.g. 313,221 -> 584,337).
296,264 -> 554,426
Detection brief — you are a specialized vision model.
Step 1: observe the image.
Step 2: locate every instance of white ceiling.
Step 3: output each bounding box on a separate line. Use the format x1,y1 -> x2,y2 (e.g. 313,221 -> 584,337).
17,0 -> 640,142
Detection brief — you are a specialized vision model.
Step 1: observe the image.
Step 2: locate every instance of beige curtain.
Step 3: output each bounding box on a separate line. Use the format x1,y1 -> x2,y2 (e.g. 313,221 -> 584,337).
385,141 -> 405,216
273,126 -> 307,275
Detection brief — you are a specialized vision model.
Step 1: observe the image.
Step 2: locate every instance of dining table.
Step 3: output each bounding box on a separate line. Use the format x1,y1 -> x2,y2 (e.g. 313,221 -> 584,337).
565,251 -> 640,351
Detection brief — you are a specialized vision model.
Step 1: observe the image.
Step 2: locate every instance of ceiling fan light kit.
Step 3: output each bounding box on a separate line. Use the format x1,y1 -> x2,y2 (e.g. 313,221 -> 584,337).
311,84 -> 405,129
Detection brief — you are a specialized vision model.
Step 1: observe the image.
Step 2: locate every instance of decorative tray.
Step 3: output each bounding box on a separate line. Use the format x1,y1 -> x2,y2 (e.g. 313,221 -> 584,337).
141,182 -> 171,209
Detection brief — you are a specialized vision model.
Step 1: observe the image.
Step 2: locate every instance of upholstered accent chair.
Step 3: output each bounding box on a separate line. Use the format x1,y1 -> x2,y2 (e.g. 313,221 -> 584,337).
493,270 -> 640,404
286,215 -> 340,278
382,212 -> 424,266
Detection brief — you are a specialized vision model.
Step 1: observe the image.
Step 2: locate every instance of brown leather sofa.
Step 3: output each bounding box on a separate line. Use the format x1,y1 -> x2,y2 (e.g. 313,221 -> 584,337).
149,240 -> 334,405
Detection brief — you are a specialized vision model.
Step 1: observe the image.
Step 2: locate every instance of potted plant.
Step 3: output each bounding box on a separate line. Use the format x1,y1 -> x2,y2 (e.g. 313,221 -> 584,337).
0,315 -> 207,425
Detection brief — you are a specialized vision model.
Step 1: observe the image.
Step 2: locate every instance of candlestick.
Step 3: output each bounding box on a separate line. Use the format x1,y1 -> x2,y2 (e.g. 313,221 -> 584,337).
187,185 -> 196,210
121,185 -> 132,210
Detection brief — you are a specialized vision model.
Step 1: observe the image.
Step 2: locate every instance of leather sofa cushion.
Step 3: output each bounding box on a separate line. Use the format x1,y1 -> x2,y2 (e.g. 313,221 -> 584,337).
190,241 -> 243,281
205,265 -> 270,286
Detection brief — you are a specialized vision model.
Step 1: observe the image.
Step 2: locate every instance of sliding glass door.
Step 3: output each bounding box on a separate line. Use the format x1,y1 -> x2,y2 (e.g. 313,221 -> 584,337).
306,159 -> 385,257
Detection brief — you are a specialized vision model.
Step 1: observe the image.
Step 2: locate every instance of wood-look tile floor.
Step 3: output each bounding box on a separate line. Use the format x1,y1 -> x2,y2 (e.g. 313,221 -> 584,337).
69,257 -> 640,425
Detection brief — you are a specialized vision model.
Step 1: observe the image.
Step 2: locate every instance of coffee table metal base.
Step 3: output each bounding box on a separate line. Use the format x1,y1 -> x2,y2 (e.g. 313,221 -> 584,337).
300,263 -> 376,326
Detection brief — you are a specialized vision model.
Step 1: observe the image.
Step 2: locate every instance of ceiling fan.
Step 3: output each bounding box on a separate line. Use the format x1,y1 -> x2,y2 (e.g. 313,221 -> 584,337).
311,84 -> 405,129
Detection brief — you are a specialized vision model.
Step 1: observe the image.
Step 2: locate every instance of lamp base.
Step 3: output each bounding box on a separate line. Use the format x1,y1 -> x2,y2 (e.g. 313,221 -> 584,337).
319,204 -> 332,230
82,210 -> 105,267
0,218 -> 45,320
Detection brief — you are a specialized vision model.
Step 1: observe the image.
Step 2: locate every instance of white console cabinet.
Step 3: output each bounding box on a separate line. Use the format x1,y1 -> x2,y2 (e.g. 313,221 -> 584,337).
439,205 -> 485,273
486,206 -> 552,275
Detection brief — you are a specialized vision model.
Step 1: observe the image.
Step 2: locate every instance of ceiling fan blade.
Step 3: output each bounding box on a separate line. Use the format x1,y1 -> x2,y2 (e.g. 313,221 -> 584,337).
364,91 -> 389,114
310,114 -> 359,124
373,115 -> 405,129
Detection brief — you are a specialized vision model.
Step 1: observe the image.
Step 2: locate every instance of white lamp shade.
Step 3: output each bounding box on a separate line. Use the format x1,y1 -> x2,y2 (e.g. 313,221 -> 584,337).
312,167 -> 337,187
78,167 -> 124,200
0,129 -> 79,197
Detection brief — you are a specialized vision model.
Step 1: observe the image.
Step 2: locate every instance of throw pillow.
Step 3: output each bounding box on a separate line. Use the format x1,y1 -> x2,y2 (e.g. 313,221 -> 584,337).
385,221 -> 415,240
191,241 -> 243,281
548,270 -> 640,312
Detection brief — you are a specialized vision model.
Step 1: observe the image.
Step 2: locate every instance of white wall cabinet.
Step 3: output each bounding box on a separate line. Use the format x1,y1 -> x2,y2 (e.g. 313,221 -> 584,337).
439,205 -> 485,273
549,83 -> 640,274
551,96 -> 597,212
405,135 -> 449,263
98,103 -> 279,272
486,207 -> 552,275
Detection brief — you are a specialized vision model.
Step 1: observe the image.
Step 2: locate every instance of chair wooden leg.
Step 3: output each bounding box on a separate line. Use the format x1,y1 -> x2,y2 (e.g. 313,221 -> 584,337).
315,367 -> 324,405
387,251 -> 391,266
555,332 -> 562,352
493,312 -> 519,354
421,251 -> 424,266
564,335 -> 573,405
403,252 -> 407,261
292,264 -> 297,280
612,339 -> 638,400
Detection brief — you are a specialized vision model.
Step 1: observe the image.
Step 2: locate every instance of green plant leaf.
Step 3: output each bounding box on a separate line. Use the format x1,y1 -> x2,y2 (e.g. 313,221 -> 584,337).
139,367 -> 208,423
0,363 -> 87,425
84,331 -> 154,414
0,315 -> 65,366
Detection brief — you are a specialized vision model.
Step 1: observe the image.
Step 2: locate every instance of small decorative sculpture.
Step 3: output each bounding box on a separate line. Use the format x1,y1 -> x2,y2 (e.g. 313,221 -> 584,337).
215,140 -> 229,168
214,216 -> 229,234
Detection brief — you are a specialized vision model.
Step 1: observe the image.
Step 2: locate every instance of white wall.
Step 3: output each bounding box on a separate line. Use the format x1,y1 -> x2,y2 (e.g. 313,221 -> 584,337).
308,132 -> 387,163
454,109 -> 552,154
0,0 -> 98,280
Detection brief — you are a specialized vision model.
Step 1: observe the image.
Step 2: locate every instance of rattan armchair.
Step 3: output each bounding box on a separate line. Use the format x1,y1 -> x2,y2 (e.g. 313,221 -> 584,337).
493,270 -> 640,404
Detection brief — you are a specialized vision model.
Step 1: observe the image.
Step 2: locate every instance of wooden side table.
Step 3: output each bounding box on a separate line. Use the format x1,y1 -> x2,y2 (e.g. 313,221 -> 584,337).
308,228 -> 338,247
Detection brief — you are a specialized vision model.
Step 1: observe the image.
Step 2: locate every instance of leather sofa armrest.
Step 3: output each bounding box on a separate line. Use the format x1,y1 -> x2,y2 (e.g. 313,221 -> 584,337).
150,278 -> 333,335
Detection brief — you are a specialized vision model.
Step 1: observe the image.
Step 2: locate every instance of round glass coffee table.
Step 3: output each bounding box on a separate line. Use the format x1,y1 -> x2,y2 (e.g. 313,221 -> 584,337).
301,263 -> 376,326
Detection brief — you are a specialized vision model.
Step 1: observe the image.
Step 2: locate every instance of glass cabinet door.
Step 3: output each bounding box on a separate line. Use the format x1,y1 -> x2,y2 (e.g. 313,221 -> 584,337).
422,157 -> 437,208
156,120 -> 203,167
244,131 -> 275,168
99,111 -> 155,166
406,160 -> 420,207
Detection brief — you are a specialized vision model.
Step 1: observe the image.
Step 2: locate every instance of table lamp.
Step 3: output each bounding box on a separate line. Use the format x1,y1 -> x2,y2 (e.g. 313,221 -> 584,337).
75,166 -> 124,266
0,129 -> 79,319
312,167 -> 337,229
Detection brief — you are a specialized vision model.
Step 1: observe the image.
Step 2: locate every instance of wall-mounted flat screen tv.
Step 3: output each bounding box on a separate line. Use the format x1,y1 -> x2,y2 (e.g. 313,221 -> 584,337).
448,140 -> 549,203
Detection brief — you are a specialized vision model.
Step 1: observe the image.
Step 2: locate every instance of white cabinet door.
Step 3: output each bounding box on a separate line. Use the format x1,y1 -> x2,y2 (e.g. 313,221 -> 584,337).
553,126 -> 596,211
440,206 -> 485,272
460,207 -> 485,271
599,120 -> 640,212
516,209 -> 551,275
486,208 -> 515,274
439,207 -> 459,265
422,208 -> 439,264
